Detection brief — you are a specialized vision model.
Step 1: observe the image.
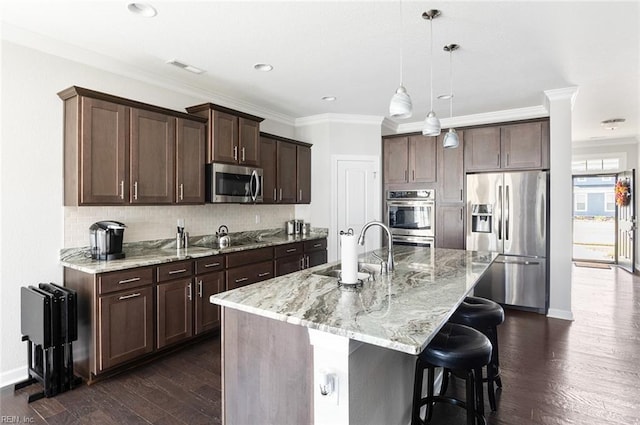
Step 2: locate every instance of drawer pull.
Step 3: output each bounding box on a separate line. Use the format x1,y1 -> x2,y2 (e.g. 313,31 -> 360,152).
286,248 -> 297,253
198,280 -> 203,297
119,293 -> 141,300
204,262 -> 221,268
313,243 -> 322,248
187,282 -> 192,301
235,277 -> 249,283
168,268 -> 188,275
118,277 -> 141,284
258,272 -> 270,277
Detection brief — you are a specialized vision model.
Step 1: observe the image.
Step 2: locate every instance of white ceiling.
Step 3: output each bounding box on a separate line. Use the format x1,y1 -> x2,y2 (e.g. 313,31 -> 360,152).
2,1 -> 638,142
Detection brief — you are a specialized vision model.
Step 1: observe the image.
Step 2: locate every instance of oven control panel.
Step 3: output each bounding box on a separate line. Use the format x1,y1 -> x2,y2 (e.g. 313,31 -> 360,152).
387,189 -> 435,200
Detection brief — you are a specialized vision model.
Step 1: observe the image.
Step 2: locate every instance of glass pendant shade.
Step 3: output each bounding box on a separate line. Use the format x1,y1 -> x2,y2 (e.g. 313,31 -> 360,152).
389,85 -> 413,119
422,111 -> 441,136
443,128 -> 459,148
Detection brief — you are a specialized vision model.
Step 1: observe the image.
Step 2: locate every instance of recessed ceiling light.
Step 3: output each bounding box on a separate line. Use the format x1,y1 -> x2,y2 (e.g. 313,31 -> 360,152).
127,3 -> 157,17
254,63 -> 273,72
166,59 -> 205,74
322,96 -> 337,102
601,118 -> 626,130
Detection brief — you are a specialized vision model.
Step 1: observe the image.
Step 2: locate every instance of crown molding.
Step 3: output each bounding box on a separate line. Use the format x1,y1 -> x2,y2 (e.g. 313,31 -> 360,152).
544,87 -> 580,111
572,135 -> 639,147
2,23 -> 296,128
392,105 -> 549,134
295,113 -> 384,127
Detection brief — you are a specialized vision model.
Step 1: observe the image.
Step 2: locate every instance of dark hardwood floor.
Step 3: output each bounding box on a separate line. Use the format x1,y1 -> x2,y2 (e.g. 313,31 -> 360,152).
2,264 -> 639,424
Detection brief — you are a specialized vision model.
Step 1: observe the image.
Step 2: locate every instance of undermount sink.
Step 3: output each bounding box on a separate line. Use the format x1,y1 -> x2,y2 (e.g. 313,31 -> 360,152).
312,262 -> 384,281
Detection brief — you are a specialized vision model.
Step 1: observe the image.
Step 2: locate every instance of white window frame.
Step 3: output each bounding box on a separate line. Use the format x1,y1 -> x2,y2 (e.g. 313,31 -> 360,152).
572,152 -> 626,175
604,192 -> 615,212
574,193 -> 588,212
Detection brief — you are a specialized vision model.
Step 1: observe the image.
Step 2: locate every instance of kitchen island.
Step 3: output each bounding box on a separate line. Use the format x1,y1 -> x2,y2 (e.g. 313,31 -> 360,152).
211,246 -> 496,425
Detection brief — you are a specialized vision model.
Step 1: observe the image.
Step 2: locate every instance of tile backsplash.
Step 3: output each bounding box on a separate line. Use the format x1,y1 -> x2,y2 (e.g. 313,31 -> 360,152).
64,204 -> 296,248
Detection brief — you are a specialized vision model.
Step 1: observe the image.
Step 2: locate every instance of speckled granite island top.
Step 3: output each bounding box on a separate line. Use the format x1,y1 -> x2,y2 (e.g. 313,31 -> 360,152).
211,246 -> 497,355
60,228 -> 328,274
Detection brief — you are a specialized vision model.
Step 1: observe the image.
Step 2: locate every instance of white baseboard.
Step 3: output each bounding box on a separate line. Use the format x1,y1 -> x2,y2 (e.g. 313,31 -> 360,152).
0,366 -> 27,389
547,308 -> 574,321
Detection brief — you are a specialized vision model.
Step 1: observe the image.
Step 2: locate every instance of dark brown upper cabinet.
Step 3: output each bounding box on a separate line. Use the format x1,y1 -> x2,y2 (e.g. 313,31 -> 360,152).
176,118 -> 206,204
464,120 -> 549,172
186,103 -> 264,166
58,86 -> 206,206
260,133 -> 312,204
296,145 -> 311,204
130,108 -> 175,204
383,135 -> 436,185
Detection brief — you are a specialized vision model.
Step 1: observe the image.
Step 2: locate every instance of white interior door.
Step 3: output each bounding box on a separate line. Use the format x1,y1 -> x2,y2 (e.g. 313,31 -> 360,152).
331,156 -> 380,262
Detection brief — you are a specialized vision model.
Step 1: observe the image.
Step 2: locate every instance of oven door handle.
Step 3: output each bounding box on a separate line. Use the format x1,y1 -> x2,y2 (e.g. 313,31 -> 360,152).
387,200 -> 435,207
392,235 -> 434,246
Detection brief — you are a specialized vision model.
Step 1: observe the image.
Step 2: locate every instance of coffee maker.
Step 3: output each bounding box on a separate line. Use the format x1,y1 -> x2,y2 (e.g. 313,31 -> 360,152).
89,221 -> 126,260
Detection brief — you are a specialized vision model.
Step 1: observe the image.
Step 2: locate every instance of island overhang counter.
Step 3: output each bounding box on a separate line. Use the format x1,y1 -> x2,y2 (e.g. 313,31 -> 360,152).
211,246 -> 497,425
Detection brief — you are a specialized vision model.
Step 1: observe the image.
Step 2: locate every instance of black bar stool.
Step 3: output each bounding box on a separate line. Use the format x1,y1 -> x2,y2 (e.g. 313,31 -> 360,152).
448,296 -> 505,411
412,322 -> 492,425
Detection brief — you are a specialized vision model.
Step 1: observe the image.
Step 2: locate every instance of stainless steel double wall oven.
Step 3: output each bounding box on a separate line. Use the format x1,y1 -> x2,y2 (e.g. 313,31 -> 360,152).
386,189 -> 435,247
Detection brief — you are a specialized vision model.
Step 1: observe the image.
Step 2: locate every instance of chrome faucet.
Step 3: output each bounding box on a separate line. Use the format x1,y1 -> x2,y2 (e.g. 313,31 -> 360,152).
357,221 -> 394,272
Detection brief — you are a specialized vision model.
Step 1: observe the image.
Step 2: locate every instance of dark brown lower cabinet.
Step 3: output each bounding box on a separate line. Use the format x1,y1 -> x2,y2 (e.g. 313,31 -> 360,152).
157,279 -> 193,349
436,205 -> 465,249
227,261 -> 273,290
274,239 -> 328,277
98,286 -> 153,371
195,270 -> 225,334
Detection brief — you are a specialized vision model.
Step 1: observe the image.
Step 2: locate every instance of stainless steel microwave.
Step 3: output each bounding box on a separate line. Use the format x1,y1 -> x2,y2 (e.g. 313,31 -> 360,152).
206,162 -> 263,203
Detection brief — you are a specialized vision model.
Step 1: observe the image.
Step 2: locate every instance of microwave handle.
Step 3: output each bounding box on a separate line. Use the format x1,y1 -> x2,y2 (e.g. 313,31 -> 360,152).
250,170 -> 260,202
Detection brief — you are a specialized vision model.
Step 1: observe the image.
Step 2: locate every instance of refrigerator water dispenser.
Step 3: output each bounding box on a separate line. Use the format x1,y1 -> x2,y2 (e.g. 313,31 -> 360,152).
471,204 -> 492,233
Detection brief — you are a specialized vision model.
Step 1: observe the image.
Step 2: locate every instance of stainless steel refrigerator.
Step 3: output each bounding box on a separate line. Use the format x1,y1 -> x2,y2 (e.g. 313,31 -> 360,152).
466,171 -> 549,313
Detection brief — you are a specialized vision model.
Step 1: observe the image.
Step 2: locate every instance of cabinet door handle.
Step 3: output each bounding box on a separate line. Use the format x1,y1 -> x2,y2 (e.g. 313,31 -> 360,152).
286,248 -> 297,253
179,183 -> 184,201
198,280 -> 203,298
460,208 -> 463,221
305,255 -> 310,269
405,170 -> 408,181
279,188 -> 283,201
299,189 -> 302,201
133,181 -> 138,200
273,188 -> 277,200
204,262 -> 220,268
235,277 -> 248,283
241,147 -> 246,162
120,180 -> 125,200
300,257 -> 305,270
187,282 -> 192,301
169,268 -> 187,275
497,153 -> 500,166
233,145 -> 238,161
460,189 -> 463,202
119,292 -> 141,300
258,272 -> 270,277
118,277 -> 141,284
412,170 -> 415,181
506,153 -> 510,166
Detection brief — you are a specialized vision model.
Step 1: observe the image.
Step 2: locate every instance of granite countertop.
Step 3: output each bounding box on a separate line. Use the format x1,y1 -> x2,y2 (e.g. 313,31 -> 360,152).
210,246 -> 497,355
60,228 -> 328,274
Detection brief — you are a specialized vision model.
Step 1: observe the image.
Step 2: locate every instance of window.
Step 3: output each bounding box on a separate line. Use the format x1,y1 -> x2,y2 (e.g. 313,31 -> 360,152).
604,192 -> 615,212
574,193 -> 587,212
572,160 -> 587,172
602,158 -> 620,170
576,177 -> 587,182
572,153 -> 625,175
601,176 -> 614,182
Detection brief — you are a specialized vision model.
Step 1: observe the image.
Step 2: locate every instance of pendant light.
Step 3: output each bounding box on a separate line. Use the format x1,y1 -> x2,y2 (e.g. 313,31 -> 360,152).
421,9 -> 441,136
443,43 -> 460,148
389,1 -> 412,119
